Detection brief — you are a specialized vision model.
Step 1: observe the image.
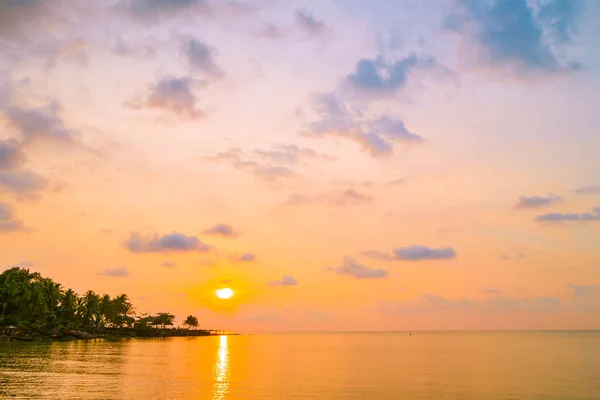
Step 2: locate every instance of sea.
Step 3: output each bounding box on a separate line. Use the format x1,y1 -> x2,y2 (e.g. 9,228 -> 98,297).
1,331 -> 599,399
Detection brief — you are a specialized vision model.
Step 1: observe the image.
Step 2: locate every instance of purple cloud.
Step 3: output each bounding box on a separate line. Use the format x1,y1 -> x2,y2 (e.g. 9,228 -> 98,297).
99,266 -> 130,277
203,223 -> 238,238
330,257 -> 388,279
514,194 -> 562,209
269,275 -> 298,286
364,246 -> 456,261
125,232 -> 211,253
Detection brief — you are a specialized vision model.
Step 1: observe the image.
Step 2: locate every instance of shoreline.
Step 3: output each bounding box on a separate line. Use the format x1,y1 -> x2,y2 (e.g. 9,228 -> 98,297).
0,326 -> 238,342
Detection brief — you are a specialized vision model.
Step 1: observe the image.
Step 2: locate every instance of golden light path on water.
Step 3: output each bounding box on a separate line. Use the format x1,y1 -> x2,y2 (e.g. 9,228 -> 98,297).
212,335 -> 230,400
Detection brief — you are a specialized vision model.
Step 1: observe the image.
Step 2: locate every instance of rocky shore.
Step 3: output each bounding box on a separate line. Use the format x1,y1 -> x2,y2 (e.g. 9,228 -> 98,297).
0,325 -> 229,342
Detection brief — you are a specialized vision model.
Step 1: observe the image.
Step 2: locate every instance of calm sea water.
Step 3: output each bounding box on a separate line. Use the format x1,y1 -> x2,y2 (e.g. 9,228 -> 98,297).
1,331 -> 599,399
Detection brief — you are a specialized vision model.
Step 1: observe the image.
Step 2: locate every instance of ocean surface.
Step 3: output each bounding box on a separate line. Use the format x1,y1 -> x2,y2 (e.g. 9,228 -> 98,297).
1,331 -> 599,399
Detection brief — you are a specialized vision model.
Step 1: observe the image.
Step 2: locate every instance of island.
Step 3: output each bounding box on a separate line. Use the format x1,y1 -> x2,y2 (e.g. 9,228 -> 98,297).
0,267 -> 234,342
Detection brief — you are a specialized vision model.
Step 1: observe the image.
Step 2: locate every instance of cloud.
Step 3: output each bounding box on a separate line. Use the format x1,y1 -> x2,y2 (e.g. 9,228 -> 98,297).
203,223 -> 238,238
0,202 -> 28,234
331,189 -> 372,206
123,0 -> 208,21
3,103 -> 77,144
481,288 -> 504,294
285,188 -> 372,207
121,0 -> 260,23
129,76 -> 205,119
294,9 -> 326,36
0,169 -> 48,200
364,246 -> 456,261
268,275 -> 298,286
0,100 -> 82,201
0,0 -> 66,42
534,207 -> 600,223
207,147 -> 295,182
182,38 -> 224,79
161,261 -> 177,268
231,252 -> 256,263
303,92 -> 426,156
254,145 -> 333,165
361,250 -> 395,261
329,257 -> 388,279
0,140 -> 26,170
513,194 -> 562,209
446,0 -> 582,75
99,266 -> 130,277
344,54 -> 437,97
285,193 -> 316,206
574,185 -> 600,195
382,294 -> 561,315
499,252 -> 527,260
125,232 -> 211,252
394,246 -> 456,261
252,23 -> 284,40
537,0 -> 585,44
568,283 -> 599,297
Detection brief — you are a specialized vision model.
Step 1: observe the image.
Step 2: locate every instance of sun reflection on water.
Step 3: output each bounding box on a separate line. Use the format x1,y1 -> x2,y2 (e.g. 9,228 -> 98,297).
212,335 -> 230,400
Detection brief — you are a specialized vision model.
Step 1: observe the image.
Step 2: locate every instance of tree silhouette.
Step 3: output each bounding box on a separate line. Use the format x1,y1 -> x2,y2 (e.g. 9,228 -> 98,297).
0,267 -> 204,336
183,315 -> 198,330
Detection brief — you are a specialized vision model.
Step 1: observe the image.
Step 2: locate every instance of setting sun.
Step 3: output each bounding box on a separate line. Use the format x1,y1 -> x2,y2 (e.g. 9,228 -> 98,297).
215,288 -> 234,300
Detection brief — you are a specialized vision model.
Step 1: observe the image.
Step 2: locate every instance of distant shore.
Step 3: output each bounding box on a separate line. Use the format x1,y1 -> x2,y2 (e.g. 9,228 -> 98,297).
0,326 -> 238,342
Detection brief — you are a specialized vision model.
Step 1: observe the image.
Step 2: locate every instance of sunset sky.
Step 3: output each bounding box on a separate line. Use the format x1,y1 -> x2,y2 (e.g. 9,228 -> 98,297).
1,0 -> 600,331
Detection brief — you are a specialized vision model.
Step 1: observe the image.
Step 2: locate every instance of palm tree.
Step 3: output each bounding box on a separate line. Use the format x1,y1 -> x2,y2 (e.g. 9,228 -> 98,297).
82,290 -> 100,328
59,289 -> 78,326
154,312 -> 175,329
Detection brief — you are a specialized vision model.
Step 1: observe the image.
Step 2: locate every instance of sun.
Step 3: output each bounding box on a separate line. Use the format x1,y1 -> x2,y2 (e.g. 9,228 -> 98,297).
215,288 -> 234,299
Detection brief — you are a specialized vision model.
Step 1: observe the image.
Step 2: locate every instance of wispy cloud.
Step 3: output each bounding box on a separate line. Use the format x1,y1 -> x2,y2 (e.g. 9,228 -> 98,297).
513,194 -> 562,209
302,92 -> 426,156
481,288 -> 504,295
344,54 -> 437,97
285,188 -> 372,207
125,232 -> 211,253
294,9 -> 326,36
0,202 -> 29,234
568,283 -> 599,297
161,261 -> 177,268
182,37 -> 224,79
99,266 -> 130,277
231,252 -> 256,263
203,223 -> 238,238
535,207 -> 600,223
268,275 -> 298,286
574,185 -> 600,195
3,103 -> 78,144
0,169 -> 48,201
128,76 -> 206,119
122,0 -> 209,21
206,147 -> 295,182
363,246 -> 456,262
254,145 -> 334,165
0,140 -> 26,170
499,253 -> 527,260
381,294 -> 561,314
329,257 -> 388,279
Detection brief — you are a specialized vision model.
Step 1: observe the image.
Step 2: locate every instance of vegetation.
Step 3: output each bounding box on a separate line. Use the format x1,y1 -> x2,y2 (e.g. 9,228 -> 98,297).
0,267 -> 204,339
183,315 -> 199,329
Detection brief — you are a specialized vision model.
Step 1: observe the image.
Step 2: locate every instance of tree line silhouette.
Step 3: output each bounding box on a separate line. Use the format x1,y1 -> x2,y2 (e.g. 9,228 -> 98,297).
0,267 -> 201,335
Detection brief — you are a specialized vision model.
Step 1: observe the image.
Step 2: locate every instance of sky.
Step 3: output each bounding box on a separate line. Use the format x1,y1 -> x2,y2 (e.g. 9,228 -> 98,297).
1,0 -> 600,332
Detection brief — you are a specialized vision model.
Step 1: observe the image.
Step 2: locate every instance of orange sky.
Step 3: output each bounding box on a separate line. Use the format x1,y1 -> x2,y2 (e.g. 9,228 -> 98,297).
1,0 -> 600,331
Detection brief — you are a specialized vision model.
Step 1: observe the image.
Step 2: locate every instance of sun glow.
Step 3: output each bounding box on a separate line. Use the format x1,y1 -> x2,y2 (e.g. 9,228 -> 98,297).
215,288 -> 234,299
